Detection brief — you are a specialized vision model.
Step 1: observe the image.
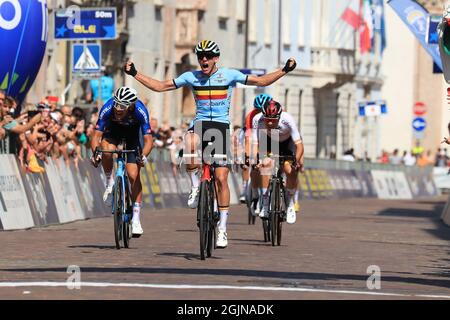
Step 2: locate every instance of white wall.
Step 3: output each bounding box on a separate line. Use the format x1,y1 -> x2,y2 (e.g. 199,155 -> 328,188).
379,2 -> 416,153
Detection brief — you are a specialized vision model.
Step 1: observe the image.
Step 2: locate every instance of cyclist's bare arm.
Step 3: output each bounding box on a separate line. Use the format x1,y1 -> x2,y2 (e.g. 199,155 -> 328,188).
247,58 -> 296,87
294,140 -> 304,164
124,60 -> 176,92
90,130 -> 103,153
142,135 -> 154,157
135,73 -> 176,92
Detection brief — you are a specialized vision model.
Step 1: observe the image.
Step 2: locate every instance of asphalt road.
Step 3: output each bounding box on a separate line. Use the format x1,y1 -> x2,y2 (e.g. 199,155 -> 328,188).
1,196 -> 450,300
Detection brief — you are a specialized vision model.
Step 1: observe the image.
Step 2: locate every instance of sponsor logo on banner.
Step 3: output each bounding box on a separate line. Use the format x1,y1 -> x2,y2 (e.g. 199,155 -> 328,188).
0,155 -> 34,230
371,170 -> 413,199
23,171 -> 59,226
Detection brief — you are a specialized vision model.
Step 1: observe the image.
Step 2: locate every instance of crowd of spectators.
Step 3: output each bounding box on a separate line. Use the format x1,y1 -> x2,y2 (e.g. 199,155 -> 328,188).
0,89 -> 99,172
1,89 -> 447,172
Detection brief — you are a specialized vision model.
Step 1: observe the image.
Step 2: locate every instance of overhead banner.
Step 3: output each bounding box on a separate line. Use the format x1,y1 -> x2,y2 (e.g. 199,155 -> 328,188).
388,0 -> 442,70
54,7 -> 117,40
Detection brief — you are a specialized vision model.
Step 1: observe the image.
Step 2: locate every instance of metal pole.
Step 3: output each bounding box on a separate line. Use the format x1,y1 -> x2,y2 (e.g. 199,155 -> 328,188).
242,0 -> 250,127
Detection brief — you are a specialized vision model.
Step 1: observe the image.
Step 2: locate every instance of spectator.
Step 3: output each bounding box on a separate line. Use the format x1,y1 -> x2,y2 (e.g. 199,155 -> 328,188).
342,148 -> 356,162
417,151 -> 433,167
402,150 -> 416,166
389,149 -> 402,165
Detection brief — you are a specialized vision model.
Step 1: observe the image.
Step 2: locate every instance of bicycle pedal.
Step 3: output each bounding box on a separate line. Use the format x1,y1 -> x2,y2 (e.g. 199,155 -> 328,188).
132,234 -> 142,238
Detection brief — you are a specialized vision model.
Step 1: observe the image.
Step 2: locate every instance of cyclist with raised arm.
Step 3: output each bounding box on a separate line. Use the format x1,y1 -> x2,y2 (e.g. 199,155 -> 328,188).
241,94 -> 273,214
124,40 -> 297,248
90,86 -> 154,237
252,100 -> 304,224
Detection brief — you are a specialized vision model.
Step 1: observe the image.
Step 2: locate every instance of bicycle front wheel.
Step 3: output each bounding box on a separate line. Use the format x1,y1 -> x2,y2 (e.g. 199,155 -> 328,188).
113,176 -> 124,249
197,181 -> 209,260
270,179 -> 281,247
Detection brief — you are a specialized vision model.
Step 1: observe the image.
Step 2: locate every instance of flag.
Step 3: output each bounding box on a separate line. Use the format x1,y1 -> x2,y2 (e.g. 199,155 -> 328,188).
360,0 -> 374,53
341,0 -> 373,54
371,0 -> 387,55
341,0 -> 361,30
388,0 -> 442,70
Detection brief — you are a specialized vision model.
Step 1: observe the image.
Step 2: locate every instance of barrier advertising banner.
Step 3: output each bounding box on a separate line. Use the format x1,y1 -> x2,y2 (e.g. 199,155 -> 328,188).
0,155 -> 34,230
371,170 -> 413,199
22,167 -> 59,227
44,159 -> 85,223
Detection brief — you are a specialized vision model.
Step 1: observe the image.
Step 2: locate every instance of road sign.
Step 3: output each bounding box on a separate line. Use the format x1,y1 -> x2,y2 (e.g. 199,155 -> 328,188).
72,43 -> 101,73
413,102 -> 427,116
55,8 -> 117,40
412,117 -> 427,132
239,69 -> 266,76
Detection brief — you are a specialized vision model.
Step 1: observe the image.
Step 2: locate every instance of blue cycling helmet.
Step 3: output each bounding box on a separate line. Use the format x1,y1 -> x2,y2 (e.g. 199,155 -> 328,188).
253,93 -> 273,109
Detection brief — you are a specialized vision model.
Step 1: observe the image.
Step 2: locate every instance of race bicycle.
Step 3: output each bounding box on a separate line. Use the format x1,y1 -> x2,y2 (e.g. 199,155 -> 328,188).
261,154 -> 296,246
184,144 -> 226,260
94,143 -> 140,249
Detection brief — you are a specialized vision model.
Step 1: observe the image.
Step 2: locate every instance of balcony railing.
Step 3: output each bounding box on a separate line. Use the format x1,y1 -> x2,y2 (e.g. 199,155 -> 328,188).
310,47 -> 356,75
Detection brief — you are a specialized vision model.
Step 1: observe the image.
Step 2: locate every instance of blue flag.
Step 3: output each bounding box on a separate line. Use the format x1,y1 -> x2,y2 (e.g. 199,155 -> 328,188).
388,0 -> 442,70
371,0 -> 387,55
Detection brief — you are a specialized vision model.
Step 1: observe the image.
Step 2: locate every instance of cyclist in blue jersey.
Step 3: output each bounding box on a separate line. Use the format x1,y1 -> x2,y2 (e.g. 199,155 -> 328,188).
124,40 -> 297,248
90,86 -> 154,237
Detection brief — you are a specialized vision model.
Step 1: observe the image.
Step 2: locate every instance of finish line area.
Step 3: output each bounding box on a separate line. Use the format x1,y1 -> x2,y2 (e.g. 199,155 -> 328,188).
1,197 -> 450,300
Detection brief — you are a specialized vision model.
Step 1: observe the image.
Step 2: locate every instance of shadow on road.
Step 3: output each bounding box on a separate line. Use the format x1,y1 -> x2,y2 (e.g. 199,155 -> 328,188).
2,266 -> 450,290
378,200 -> 450,281
156,252 -> 222,261
67,245 -> 132,250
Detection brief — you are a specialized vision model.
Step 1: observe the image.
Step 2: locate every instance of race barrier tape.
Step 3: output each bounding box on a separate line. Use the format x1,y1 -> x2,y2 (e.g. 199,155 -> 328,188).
0,154 -> 442,231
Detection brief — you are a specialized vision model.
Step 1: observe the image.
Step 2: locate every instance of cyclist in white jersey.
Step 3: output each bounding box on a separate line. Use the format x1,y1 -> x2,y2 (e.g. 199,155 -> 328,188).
124,40 -> 297,248
252,100 -> 304,224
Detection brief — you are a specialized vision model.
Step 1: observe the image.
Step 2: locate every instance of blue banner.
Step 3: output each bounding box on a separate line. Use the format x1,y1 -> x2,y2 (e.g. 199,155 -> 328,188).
55,7 -> 116,40
371,0 -> 387,55
388,0 -> 442,70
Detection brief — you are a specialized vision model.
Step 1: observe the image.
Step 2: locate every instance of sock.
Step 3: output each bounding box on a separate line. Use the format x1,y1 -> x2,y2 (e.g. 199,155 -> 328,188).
287,189 -> 296,207
214,201 -> 218,213
188,168 -> 200,188
294,190 -> 300,203
132,202 -> 141,222
218,208 -> 229,231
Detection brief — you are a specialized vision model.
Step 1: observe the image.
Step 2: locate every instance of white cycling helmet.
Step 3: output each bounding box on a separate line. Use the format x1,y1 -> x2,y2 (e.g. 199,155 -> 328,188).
195,40 -> 220,57
113,86 -> 138,109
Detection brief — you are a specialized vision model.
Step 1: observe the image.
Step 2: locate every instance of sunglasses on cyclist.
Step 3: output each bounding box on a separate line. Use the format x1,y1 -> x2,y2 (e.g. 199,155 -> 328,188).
113,102 -> 130,111
197,52 -> 216,60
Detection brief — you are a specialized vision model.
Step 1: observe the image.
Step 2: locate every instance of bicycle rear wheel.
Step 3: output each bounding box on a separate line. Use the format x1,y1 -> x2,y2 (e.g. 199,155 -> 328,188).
114,177 -> 124,250
123,180 -> 132,249
197,181 -> 209,260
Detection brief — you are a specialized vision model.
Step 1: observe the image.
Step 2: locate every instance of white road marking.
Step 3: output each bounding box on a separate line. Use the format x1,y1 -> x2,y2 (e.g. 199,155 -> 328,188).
0,282 -> 449,299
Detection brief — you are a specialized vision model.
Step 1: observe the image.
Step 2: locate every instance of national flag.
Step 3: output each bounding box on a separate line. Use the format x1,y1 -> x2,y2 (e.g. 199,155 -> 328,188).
341,0 -> 361,30
360,0 -> 374,54
371,0 -> 387,55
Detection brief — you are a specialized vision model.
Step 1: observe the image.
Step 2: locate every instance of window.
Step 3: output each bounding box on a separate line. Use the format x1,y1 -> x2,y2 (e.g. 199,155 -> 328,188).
248,0 -> 257,43
282,0 -> 291,46
155,6 -> 162,22
264,0 -> 272,45
237,21 -> 245,35
219,18 -> 227,30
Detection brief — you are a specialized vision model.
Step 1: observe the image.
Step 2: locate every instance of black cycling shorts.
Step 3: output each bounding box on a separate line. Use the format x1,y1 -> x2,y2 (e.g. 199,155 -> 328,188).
188,121 -> 232,167
102,123 -> 143,164
263,137 -> 296,157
